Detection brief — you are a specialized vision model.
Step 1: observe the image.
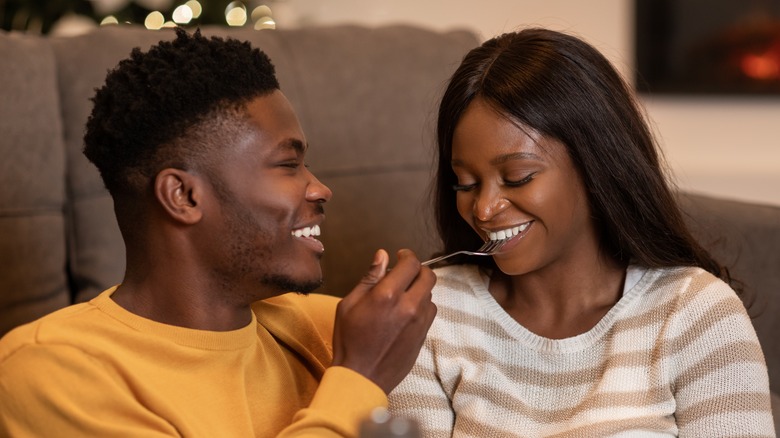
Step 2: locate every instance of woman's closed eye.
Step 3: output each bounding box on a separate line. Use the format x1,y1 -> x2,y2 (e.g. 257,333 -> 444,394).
452,173 -> 536,192
504,172 -> 536,187
452,182 -> 477,192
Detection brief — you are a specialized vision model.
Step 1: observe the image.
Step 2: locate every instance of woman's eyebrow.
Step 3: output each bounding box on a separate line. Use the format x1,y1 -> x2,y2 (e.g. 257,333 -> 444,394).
490,151 -> 542,165
451,151 -> 542,167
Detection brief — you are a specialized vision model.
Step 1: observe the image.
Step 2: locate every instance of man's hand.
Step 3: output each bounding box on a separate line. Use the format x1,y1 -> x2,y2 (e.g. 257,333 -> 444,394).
331,249 -> 437,394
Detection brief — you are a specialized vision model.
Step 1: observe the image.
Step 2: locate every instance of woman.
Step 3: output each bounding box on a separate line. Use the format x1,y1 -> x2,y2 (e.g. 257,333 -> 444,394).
388,28 -> 775,437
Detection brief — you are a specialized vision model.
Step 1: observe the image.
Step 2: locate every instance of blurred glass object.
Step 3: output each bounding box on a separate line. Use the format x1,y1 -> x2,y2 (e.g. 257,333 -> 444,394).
359,408 -> 421,438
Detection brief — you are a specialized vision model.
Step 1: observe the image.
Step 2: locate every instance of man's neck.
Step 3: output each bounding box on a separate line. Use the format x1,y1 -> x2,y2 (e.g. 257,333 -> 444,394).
111,276 -> 255,332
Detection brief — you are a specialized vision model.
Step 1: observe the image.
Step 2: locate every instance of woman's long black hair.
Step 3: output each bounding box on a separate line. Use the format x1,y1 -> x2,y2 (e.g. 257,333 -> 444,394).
434,28 -> 734,290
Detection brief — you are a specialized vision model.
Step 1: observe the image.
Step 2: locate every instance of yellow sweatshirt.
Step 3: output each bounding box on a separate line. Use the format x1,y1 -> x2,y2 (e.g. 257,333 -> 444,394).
0,287 -> 385,437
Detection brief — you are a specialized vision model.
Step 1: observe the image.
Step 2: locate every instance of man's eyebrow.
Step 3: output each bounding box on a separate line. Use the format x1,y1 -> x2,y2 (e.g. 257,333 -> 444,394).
278,138 -> 308,154
451,151 -> 542,166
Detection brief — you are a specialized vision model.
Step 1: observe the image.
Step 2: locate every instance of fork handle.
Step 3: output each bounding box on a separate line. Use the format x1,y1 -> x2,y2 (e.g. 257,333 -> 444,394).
420,254 -> 452,266
421,250 -> 480,266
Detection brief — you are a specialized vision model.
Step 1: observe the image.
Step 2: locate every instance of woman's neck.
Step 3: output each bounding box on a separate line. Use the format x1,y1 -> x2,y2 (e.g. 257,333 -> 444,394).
488,254 -> 627,339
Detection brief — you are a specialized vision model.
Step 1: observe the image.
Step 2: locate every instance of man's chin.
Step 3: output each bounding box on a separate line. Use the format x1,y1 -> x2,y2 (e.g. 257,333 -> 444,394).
291,282 -> 321,295
264,274 -> 323,295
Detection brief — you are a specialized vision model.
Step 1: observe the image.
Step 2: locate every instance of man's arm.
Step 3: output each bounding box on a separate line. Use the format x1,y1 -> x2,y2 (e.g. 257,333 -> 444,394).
331,249 -> 437,394
0,344 -> 179,437
276,366 -> 386,437
274,249 -> 437,437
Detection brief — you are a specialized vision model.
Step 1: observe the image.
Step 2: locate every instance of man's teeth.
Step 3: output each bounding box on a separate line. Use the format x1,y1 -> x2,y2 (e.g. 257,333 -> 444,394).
488,223 -> 529,241
292,225 -> 321,238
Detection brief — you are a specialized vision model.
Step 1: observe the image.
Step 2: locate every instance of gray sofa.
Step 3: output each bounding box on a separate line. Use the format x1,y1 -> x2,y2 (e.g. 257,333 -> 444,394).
1,24 -> 778,429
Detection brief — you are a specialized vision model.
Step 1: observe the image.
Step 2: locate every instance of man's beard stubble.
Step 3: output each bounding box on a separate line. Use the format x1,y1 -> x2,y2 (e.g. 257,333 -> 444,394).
218,191 -> 324,298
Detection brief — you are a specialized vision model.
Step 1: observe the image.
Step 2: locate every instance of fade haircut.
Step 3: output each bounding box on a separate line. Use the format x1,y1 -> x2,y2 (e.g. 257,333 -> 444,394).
84,28 -> 280,198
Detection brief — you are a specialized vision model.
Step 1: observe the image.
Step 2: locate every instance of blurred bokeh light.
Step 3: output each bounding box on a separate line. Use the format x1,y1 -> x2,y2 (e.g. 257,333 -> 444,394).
2,0 -> 280,34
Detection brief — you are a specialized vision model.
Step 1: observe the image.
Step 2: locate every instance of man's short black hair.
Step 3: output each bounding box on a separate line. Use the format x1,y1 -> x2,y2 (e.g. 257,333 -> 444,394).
84,28 -> 280,197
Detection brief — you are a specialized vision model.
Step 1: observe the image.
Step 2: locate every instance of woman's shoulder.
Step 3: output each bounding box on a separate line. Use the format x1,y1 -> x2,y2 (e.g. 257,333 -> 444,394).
432,263 -> 478,281
637,265 -> 747,322
643,265 -> 738,299
428,264 -> 509,330
431,264 -> 485,300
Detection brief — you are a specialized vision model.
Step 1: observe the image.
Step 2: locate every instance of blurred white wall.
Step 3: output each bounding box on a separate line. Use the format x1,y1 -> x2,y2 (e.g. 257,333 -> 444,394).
274,0 -> 780,207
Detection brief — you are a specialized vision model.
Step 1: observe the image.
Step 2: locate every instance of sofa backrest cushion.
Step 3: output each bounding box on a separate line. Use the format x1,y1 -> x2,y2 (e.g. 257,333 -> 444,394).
0,32 -> 70,334
678,192 -> 780,394
49,29 -> 162,304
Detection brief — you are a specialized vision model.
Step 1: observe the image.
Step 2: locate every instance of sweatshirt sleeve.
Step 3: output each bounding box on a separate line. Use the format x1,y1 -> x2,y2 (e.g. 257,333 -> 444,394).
0,343 -> 180,437
258,294 -> 389,437
277,366 -> 387,437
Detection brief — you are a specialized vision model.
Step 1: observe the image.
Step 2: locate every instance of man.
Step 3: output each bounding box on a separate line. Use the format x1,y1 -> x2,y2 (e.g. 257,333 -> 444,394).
0,29 -> 436,437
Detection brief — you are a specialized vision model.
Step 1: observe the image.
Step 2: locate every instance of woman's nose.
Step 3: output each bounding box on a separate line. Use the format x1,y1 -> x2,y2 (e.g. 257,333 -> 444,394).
473,186 -> 509,222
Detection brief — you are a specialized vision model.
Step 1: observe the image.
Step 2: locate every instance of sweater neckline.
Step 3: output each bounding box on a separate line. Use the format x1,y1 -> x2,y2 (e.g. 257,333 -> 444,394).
90,286 -> 258,350
464,265 -> 656,353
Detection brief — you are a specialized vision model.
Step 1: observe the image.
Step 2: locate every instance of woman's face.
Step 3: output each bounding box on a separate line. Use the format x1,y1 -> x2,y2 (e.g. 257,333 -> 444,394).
451,98 -> 600,275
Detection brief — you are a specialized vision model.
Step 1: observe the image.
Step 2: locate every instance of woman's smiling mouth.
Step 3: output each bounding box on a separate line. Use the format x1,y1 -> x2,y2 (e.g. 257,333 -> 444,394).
480,221 -> 533,255
485,222 -> 531,241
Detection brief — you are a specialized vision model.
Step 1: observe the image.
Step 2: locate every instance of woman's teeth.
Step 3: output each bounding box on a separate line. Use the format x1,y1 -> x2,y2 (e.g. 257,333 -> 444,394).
488,222 -> 529,241
292,225 -> 321,238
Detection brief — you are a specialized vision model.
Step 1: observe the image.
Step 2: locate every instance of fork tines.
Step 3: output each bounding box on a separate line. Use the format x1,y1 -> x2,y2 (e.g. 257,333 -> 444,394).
478,238 -> 508,254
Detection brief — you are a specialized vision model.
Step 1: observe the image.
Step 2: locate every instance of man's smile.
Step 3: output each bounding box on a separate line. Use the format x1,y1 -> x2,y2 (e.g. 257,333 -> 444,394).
292,224 -> 324,253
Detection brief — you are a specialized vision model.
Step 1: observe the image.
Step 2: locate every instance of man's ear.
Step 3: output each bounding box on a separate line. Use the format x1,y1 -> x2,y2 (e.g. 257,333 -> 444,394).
154,168 -> 204,225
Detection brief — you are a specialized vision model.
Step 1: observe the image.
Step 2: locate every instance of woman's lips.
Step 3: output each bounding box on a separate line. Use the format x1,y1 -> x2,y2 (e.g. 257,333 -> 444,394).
491,221 -> 532,254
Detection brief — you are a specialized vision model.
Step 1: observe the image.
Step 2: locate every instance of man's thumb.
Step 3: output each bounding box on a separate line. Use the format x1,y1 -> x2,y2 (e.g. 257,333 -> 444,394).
360,249 -> 389,286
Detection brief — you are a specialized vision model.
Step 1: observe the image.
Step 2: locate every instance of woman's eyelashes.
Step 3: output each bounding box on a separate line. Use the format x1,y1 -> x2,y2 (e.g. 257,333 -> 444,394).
504,173 -> 536,187
452,172 -> 536,192
452,182 -> 477,192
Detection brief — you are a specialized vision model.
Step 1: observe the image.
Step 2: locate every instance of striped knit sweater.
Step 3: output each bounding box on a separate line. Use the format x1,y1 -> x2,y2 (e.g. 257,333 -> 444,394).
388,264 -> 775,437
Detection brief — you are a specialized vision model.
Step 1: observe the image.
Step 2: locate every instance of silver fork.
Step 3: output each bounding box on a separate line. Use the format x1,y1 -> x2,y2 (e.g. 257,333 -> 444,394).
421,238 -> 509,266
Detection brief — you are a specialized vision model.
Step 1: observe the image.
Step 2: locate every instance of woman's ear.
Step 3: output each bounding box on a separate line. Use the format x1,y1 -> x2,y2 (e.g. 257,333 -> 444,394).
154,168 -> 204,225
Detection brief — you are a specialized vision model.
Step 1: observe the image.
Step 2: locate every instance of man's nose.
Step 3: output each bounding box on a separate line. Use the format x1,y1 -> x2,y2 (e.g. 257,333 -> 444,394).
306,172 -> 332,203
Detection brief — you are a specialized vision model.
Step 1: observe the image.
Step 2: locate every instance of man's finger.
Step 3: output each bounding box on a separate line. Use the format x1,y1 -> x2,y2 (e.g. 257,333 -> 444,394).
359,249 -> 389,286
400,265 -> 437,303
